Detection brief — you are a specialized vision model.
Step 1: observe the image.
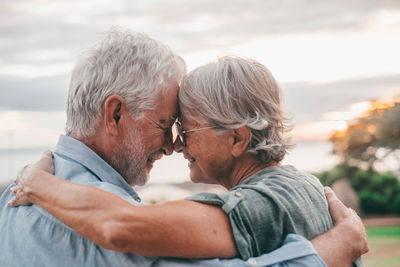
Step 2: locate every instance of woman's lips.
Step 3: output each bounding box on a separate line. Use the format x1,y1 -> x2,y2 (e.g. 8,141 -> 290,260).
183,153 -> 195,166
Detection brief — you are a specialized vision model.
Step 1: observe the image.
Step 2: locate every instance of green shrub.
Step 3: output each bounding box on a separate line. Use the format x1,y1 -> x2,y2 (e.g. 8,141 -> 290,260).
314,164 -> 400,215
359,190 -> 388,214
393,195 -> 400,214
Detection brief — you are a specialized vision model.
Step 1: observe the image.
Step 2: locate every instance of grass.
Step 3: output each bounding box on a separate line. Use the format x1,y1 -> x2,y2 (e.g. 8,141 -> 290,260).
364,256 -> 400,267
366,226 -> 400,237
362,226 -> 400,267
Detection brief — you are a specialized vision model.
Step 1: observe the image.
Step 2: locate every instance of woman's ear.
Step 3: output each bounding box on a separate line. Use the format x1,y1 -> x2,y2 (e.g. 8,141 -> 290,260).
231,126 -> 251,157
103,95 -> 125,136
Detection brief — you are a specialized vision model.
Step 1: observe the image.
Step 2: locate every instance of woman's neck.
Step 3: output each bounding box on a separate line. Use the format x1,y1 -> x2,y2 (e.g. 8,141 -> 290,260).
222,155 -> 278,190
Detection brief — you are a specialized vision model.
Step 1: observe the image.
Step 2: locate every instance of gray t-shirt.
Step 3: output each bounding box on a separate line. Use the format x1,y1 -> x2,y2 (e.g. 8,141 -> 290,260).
187,165 -> 333,259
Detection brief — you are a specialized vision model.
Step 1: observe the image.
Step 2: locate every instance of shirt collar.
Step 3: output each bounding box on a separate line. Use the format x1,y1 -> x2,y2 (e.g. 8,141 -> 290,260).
54,135 -> 141,202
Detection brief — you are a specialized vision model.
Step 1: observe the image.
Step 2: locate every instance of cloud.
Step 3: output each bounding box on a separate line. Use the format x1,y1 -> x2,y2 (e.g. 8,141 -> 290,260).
283,74 -> 400,124
0,0 -> 399,145
182,28 -> 400,82
1,0 -> 399,84
0,75 -> 69,111
2,0 -> 400,65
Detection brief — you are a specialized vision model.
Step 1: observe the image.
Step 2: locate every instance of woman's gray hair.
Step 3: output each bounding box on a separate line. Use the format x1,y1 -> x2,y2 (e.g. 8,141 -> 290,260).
66,28 -> 186,139
179,56 -> 291,164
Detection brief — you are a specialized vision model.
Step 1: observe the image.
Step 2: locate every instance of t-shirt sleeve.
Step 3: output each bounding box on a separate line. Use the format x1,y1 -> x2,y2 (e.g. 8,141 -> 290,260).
187,188 -> 284,259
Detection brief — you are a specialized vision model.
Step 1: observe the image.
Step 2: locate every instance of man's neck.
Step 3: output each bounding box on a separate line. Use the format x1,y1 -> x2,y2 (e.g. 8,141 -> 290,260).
67,133 -> 135,187
68,132 -> 109,163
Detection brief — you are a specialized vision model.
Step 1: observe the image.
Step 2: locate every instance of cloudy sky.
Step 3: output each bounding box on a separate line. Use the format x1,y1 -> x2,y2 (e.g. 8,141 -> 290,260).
0,0 -> 399,178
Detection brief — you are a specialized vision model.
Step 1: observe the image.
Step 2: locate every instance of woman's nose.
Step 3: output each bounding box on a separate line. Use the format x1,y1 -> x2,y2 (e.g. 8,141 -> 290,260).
173,136 -> 184,153
161,129 -> 174,155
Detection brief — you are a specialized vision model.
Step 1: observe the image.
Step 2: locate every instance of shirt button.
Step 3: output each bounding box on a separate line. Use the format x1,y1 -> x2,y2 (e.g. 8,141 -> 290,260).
247,258 -> 257,266
234,191 -> 242,197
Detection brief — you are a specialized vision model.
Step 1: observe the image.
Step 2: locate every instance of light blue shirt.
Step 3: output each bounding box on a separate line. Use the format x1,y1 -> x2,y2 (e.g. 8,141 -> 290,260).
0,135 -> 327,267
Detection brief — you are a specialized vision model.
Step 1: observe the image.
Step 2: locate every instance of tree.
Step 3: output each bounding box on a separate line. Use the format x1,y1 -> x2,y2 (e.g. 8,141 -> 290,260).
320,97 -> 400,215
330,100 -> 400,170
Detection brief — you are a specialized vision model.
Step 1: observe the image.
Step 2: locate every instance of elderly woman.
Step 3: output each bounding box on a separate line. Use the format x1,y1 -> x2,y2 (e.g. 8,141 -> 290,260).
10,56 -> 333,259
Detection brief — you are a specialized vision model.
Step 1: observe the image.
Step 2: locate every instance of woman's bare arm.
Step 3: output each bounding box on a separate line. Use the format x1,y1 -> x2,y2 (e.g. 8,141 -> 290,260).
9,152 -> 237,258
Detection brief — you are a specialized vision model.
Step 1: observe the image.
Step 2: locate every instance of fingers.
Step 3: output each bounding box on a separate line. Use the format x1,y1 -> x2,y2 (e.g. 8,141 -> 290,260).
8,185 -> 32,207
14,165 -> 32,187
10,185 -> 21,196
324,186 -> 348,224
15,150 -> 54,184
14,172 -> 24,185
325,187 -> 369,258
8,196 -> 25,207
10,186 -> 17,195
8,186 -> 21,207
8,197 -> 17,207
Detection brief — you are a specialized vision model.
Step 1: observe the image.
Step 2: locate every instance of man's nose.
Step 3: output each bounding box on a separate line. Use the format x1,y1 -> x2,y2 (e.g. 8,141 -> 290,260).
161,128 -> 174,155
173,136 -> 184,153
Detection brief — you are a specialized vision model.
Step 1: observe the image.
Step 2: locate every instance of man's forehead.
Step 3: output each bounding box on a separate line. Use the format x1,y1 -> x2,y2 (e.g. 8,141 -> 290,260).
159,116 -> 177,126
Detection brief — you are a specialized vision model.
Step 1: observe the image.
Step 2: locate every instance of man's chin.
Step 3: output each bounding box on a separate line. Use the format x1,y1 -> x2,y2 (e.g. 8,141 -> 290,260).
131,160 -> 156,186
119,161 -> 150,186
146,160 -> 154,169
133,164 -> 152,186
146,155 -> 161,171
128,170 -> 150,186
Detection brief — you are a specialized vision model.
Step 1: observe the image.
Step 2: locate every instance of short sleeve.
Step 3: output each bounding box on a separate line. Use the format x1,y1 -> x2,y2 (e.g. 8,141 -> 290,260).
186,192 -> 226,206
187,188 -> 284,259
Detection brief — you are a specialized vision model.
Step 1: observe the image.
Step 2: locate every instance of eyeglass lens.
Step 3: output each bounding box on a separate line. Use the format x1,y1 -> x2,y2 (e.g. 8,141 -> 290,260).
175,122 -> 185,146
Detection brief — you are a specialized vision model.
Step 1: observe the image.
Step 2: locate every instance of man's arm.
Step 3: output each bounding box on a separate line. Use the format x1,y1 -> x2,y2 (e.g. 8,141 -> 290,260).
311,187 -> 368,267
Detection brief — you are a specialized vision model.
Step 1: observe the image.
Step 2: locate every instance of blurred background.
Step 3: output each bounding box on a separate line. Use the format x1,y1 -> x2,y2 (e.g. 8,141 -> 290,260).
0,1 -> 399,265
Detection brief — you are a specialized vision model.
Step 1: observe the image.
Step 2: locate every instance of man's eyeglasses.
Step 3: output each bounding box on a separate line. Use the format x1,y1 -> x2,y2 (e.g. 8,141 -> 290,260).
145,117 -> 172,136
174,121 -> 215,146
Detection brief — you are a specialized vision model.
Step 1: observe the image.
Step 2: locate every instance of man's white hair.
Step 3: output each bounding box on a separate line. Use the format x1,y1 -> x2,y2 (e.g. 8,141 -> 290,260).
179,56 -> 291,164
66,28 -> 186,138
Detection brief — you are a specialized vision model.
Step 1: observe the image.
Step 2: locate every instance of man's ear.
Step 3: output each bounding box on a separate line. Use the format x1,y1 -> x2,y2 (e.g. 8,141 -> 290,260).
103,95 -> 125,136
231,126 -> 251,157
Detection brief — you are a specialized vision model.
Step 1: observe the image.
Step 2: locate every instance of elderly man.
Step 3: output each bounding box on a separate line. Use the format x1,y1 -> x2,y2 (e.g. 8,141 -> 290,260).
0,29 -> 367,267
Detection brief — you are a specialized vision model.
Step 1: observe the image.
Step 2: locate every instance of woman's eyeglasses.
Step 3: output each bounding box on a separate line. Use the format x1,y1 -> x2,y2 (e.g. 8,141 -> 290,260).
175,121 -> 215,146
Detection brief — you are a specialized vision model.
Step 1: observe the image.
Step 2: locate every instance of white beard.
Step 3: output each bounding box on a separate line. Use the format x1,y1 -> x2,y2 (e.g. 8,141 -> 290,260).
109,126 -> 149,186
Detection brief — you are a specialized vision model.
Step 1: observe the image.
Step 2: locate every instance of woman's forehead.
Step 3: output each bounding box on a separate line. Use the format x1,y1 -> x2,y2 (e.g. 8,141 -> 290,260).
178,113 -> 204,126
